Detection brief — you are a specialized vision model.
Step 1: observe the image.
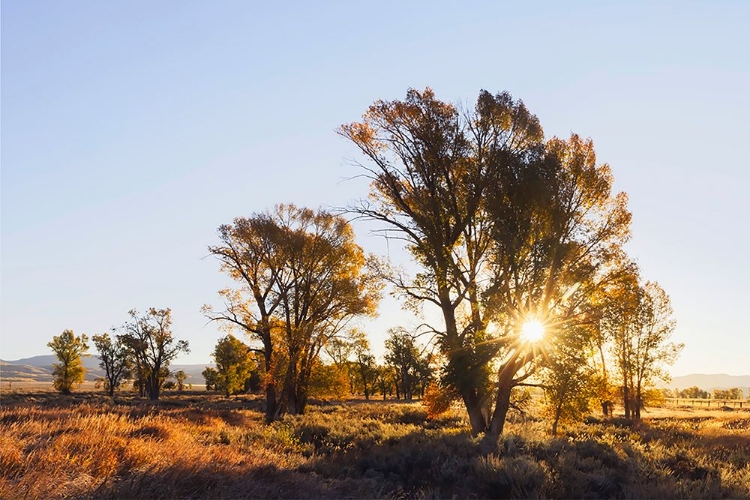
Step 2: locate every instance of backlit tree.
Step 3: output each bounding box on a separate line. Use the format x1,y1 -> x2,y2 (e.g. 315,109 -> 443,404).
342,88 -> 631,435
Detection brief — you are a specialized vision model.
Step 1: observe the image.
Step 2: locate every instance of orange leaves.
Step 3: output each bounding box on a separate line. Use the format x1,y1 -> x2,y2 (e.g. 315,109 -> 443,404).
422,383 -> 458,420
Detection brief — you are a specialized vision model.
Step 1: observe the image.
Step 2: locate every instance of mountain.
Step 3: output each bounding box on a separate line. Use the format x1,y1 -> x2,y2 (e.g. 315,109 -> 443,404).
0,355 -> 213,383
0,361 -> 55,382
668,374 -> 750,391
3,354 -> 747,391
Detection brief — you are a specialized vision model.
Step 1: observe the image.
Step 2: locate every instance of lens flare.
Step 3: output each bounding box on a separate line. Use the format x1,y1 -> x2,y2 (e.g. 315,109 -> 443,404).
520,320 -> 545,342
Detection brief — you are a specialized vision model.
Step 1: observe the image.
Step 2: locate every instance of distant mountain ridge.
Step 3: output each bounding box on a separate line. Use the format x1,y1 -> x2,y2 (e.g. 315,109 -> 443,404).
668,374 -> 750,392
2,356 -> 747,391
0,355 -> 212,383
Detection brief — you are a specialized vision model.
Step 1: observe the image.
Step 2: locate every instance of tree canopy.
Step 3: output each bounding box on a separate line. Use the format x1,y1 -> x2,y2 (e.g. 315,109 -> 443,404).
341,87 -> 652,435
48,329 -> 89,395
118,308 -> 189,401
92,332 -> 131,397
205,204 -> 381,421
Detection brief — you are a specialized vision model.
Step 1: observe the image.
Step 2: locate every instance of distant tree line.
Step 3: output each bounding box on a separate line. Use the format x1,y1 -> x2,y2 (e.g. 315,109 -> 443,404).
673,386 -> 745,400
48,308 -> 189,400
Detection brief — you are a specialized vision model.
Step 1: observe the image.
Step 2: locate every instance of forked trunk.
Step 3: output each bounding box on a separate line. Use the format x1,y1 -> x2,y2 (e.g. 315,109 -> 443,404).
462,390 -> 488,436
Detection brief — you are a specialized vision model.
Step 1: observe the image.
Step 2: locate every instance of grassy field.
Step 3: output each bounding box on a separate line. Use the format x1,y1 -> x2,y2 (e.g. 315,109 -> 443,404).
1,390 -> 748,499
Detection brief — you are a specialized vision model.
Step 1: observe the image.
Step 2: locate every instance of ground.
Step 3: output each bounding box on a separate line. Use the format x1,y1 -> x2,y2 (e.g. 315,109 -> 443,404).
1,387 -> 748,499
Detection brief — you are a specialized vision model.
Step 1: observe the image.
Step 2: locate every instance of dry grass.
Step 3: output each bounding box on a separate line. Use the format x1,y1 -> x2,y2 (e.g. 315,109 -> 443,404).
1,391 -> 748,499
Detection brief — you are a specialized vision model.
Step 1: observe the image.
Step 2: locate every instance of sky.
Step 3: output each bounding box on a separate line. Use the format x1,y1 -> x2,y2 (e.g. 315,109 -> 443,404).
2,1 -> 748,376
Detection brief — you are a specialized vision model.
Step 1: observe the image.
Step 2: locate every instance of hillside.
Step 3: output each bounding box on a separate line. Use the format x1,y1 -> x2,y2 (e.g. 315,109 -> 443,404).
2,355 -> 747,391
0,355 -> 211,384
669,373 -> 750,391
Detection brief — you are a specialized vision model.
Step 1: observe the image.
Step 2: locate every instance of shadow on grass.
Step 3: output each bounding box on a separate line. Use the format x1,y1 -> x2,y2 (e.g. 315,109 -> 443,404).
291,411 -> 739,499
99,462 -> 338,499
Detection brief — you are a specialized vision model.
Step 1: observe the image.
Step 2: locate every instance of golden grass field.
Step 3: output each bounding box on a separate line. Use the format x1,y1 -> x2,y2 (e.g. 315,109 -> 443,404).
1,388 -> 748,499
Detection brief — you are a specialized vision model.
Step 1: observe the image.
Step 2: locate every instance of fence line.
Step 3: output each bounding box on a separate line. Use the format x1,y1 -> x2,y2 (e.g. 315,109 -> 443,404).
665,397 -> 746,408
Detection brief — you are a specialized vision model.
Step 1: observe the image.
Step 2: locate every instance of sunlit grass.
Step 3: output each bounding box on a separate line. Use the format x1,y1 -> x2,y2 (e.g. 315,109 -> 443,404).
0,392 -> 748,499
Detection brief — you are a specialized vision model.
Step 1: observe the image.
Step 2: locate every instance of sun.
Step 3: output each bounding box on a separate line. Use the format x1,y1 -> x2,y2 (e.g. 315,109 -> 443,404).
520,320 -> 545,342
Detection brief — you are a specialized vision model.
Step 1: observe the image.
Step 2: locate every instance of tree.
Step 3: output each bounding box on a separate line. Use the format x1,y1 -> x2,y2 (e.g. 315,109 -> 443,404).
174,370 -> 187,391
308,361 -> 350,400
213,334 -> 256,397
713,388 -> 743,400
608,279 -> 683,419
48,330 -> 89,394
541,325 -> 597,435
92,333 -> 132,397
341,88 -> 631,435
205,205 -> 381,421
384,328 -> 425,401
678,386 -> 710,399
351,331 -> 377,400
118,308 -> 189,400
373,364 -> 396,400
631,282 -> 683,418
202,367 -> 219,391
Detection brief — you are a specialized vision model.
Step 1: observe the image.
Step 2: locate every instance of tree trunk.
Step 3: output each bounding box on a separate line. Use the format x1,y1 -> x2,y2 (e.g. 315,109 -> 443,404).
265,383 -> 278,423
402,368 -> 412,401
148,373 -> 160,400
489,378 -> 513,436
634,381 -> 642,419
552,401 -> 563,436
623,385 -> 631,420
463,391 -> 488,436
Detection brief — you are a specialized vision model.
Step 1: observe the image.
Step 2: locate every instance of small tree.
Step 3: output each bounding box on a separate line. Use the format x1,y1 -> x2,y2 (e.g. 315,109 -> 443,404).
373,364 -> 395,400
174,370 -> 187,391
350,331 -> 377,400
714,388 -> 743,400
48,330 -> 89,394
308,361 -> 350,400
92,333 -> 131,397
213,335 -> 256,397
542,326 -> 597,435
202,367 -> 219,391
608,278 -> 683,419
118,308 -> 189,400
678,386 -> 710,399
384,328 -> 423,401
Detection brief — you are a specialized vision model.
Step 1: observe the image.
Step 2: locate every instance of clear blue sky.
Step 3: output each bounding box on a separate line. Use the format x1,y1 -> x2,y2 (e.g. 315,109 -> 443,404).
2,1 -> 748,376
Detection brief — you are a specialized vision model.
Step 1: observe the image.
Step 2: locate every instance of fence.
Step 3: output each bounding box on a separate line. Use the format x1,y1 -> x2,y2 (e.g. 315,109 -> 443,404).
665,397 -> 747,408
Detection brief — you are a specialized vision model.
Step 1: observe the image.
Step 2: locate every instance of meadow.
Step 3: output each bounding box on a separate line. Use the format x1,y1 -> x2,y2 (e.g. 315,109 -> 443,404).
1,389 -> 748,499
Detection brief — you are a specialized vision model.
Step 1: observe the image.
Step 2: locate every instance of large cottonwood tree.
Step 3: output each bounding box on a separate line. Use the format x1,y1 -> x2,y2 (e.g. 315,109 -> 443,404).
205,204 -> 381,421
341,88 -> 632,436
